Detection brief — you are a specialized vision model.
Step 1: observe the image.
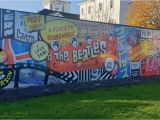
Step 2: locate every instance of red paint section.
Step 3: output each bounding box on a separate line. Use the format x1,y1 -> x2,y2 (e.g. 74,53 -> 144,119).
141,57 -> 160,76
16,53 -> 30,61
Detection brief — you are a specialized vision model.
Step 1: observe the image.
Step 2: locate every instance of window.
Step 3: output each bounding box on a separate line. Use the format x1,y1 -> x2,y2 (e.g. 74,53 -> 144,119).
99,3 -> 102,11
110,0 -> 114,9
88,6 -> 91,14
81,8 -> 84,15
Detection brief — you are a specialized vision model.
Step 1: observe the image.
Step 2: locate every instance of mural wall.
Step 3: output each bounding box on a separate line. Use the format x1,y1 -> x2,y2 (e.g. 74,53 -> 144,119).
0,8 -> 160,89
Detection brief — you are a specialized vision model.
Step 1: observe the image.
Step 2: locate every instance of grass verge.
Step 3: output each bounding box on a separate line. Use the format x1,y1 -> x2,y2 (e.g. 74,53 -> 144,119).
0,81 -> 160,119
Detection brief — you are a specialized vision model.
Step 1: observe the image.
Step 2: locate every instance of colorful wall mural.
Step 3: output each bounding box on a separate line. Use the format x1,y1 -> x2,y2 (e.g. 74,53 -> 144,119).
0,8 -> 160,89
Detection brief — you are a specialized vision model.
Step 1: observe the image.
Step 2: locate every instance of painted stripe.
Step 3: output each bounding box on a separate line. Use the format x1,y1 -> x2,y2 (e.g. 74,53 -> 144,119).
3,39 -> 15,64
86,70 -> 88,82
68,72 -> 72,78
15,52 -> 29,56
72,72 -> 78,81
100,72 -> 108,80
16,53 -> 30,61
83,70 -> 85,82
106,73 -> 111,80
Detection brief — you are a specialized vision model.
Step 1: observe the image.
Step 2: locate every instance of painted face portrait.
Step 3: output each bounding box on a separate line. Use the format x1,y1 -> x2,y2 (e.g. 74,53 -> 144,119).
0,48 -> 8,64
86,34 -> 92,45
91,69 -> 101,80
51,40 -> 60,52
129,33 -> 138,45
105,58 -> 115,72
108,32 -> 114,41
71,37 -> 78,48
128,28 -> 140,46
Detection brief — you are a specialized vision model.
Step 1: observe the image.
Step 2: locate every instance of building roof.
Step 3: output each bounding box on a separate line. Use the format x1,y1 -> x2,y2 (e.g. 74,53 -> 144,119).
79,0 -> 95,5
43,0 -> 71,4
38,9 -> 80,20
52,0 -> 71,4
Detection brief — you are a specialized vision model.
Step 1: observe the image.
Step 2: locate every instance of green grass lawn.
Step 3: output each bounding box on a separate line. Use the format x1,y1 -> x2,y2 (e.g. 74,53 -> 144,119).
0,81 -> 160,119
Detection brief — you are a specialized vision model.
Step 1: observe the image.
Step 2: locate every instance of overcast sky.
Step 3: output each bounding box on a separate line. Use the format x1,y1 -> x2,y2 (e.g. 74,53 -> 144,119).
0,0 -> 82,14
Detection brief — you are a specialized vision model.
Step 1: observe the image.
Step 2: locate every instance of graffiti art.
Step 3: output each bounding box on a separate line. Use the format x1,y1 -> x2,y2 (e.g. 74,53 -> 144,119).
0,68 -> 14,88
0,8 -> 160,89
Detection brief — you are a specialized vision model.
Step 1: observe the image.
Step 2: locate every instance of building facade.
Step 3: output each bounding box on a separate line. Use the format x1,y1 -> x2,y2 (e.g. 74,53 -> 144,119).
80,0 -> 130,24
43,0 -> 71,13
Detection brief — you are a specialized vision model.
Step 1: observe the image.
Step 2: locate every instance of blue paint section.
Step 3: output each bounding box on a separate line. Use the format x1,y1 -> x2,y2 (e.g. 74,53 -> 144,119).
10,39 -> 31,54
0,39 -> 2,47
114,26 -> 130,78
0,9 -> 1,38
19,68 -> 45,86
0,39 -> 46,67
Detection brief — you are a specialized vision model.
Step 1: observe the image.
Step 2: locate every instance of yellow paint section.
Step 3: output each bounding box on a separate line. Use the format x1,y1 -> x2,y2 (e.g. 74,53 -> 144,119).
101,53 -> 118,61
40,20 -> 78,45
140,40 -> 152,56
24,14 -> 45,32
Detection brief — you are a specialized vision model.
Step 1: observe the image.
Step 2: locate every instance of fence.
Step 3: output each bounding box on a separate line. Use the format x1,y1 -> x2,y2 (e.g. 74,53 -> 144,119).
0,8 -> 160,90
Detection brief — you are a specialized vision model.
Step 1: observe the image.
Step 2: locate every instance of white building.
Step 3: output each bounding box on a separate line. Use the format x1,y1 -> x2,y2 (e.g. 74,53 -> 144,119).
43,0 -> 71,13
80,0 -> 131,24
